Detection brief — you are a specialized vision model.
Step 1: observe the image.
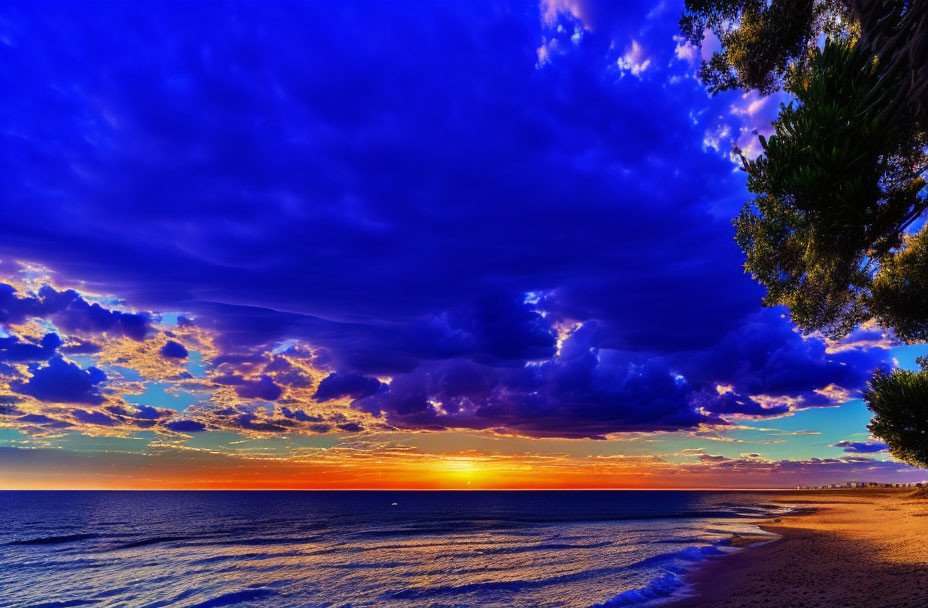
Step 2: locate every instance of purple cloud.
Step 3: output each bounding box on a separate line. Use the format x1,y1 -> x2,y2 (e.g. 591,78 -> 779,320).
0,1 -> 899,440
11,356 -> 107,404
0,283 -> 150,341
690,388 -> 790,418
233,376 -> 282,401
165,419 -> 206,433
314,373 -> 385,402
160,340 -> 188,359
71,409 -> 118,426
834,441 -> 889,454
0,333 -> 60,362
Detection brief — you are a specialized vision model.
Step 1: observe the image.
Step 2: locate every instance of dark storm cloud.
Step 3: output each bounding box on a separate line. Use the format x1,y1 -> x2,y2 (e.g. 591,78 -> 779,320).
348,311 -> 891,437
0,2 -> 751,344
0,1 -> 891,437
10,356 -> 107,404
680,309 -> 887,407
280,407 -> 324,423
233,376 -> 283,401
353,324 -> 708,439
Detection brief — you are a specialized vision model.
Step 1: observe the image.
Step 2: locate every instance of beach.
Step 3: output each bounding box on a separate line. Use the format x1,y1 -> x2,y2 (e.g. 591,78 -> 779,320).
668,489 -> 928,607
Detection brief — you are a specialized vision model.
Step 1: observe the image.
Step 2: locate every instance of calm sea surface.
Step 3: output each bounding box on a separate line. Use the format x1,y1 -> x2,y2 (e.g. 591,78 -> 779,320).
0,491 -> 790,608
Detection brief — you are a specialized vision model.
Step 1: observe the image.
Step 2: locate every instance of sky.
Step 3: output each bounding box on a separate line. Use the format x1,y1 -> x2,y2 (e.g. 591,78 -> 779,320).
0,0 -> 926,489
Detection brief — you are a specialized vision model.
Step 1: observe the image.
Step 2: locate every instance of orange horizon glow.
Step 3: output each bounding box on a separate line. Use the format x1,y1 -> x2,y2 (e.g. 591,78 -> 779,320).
0,447 -> 804,490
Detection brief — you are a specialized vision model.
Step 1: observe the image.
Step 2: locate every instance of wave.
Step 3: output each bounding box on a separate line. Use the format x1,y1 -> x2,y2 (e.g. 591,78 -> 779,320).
114,536 -> 191,549
588,572 -> 685,607
388,564 -> 633,599
10,533 -> 98,545
186,588 -> 278,608
443,540 -> 613,559
192,535 -> 325,547
624,543 -> 727,571
24,600 -> 98,608
390,540 -> 733,602
2,491 -> 791,608
187,550 -> 306,566
323,561 -> 414,569
589,533 -> 774,607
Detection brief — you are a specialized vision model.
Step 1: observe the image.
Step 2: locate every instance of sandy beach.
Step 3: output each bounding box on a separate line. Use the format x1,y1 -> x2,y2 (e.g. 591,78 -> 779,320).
667,489 -> 928,607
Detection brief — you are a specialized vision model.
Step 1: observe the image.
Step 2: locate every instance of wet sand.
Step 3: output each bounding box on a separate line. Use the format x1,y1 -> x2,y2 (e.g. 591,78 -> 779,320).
667,489 -> 928,608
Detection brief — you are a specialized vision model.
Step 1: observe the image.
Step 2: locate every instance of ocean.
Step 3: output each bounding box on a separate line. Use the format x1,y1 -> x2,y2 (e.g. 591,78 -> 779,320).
0,491 -> 791,608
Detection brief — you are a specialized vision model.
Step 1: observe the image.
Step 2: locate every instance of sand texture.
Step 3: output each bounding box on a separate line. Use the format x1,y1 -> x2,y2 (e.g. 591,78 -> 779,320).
667,489 -> 928,608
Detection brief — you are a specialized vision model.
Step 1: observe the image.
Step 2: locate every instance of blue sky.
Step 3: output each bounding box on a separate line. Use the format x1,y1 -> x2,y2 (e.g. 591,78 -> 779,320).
0,0 -> 925,488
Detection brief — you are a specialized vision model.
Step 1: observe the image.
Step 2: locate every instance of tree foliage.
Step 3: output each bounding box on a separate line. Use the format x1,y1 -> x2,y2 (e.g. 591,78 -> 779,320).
866,361 -> 928,468
681,0 -> 928,124
680,0 -> 844,94
871,227 -> 928,343
681,0 -> 928,466
847,0 -> 928,128
735,39 -> 927,338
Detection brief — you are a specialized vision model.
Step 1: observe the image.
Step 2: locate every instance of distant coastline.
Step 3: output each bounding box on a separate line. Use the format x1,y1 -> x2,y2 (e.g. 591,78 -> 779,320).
795,481 -> 927,490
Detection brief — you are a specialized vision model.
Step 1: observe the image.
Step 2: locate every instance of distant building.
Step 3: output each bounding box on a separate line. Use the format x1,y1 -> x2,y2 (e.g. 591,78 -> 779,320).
796,480 -> 928,490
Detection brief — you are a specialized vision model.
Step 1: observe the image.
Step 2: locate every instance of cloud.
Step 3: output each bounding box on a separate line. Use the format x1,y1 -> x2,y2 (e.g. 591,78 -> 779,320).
0,1 -> 756,364
10,356 -> 107,404
15,413 -> 73,430
834,440 -> 889,454
233,376 -> 282,401
680,308 -> 888,409
165,419 -> 206,433
72,409 -> 118,426
60,338 -> 103,354
698,454 -> 731,463
617,40 -> 651,76
280,407 -> 324,422
690,388 -> 790,418
672,35 -> 698,62
314,373 -> 385,402
0,333 -> 61,362
0,1 -> 902,446
0,283 -> 150,341
160,340 -> 188,359
353,325 -> 709,439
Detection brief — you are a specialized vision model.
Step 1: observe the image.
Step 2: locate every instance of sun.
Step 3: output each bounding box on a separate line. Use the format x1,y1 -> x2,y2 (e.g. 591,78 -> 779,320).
429,456 -> 488,487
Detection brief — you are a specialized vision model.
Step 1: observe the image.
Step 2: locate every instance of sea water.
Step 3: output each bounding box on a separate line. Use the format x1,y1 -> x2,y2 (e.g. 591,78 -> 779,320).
0,491 -> 789,608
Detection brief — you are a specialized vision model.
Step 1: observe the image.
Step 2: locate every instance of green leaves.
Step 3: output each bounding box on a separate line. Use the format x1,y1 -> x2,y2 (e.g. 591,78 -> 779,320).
680,0 -> 841,94
734,39 -> 927,339
866,368 -> 928,468
872,225 -> 928,343
685,1 -> 928,469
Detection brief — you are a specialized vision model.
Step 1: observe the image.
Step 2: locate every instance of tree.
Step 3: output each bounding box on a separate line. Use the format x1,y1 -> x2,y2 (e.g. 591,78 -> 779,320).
865,357 -> 928,468
735,39 -> 927,339
849,0 -> 928,128
679,0 -> 845,94
871,228 -> 928,343
681,1 -> 927,124
681,1 -> 928,465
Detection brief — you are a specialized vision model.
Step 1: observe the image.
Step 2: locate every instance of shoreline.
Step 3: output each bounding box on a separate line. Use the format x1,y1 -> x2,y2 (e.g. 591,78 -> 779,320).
663,489 -> 928,607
